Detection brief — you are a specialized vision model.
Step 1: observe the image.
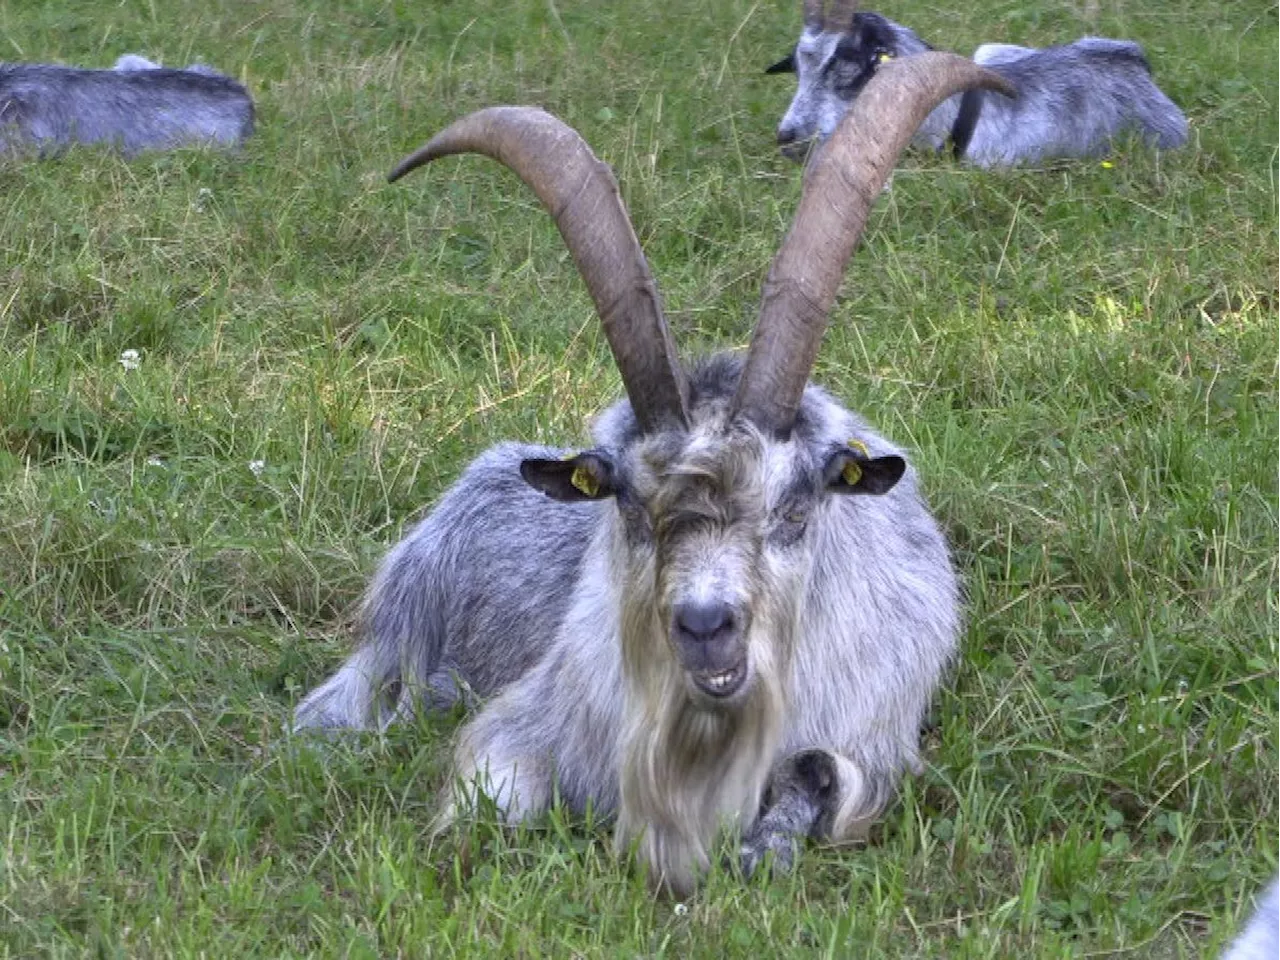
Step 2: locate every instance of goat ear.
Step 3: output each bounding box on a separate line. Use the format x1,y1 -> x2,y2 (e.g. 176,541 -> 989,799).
765,52 -> 796,74
822,445 -> 905,496
520,451 -> 618,502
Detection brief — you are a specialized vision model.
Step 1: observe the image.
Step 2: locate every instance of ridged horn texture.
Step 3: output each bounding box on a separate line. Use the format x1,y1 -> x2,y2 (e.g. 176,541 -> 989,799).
731,52 -> 1018,437
388,106 -> 689,434
822,0 -> 861,31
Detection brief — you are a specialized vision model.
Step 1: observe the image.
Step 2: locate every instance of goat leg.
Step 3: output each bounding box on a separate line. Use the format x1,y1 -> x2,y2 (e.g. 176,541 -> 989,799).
739,748 -> 881,878
739,749 -> 837,877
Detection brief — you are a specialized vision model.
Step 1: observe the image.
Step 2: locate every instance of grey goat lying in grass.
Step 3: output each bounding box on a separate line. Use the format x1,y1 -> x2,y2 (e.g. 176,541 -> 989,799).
1222,877 -> 1280,960
0,54 -> 253,156
293,52 -> 1014,895
767,0 -> 1187,166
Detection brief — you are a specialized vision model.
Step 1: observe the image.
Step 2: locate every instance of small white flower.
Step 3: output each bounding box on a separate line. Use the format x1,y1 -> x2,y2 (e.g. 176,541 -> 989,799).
119,349 -> 141,371
249,459 -> 266,477
146,456 -> 165,468
673,902 -> 688,917
193,187 -> 214,211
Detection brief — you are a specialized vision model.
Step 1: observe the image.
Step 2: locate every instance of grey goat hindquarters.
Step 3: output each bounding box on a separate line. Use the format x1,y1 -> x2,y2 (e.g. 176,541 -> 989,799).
0,57 -> 253,156
768,5 -> 1187,167
295,53 -> 1013,896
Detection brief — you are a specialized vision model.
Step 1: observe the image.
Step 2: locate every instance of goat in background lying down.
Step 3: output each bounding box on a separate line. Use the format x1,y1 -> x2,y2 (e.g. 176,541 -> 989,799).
0,53 -> 253,156
767,0 -> 1187,167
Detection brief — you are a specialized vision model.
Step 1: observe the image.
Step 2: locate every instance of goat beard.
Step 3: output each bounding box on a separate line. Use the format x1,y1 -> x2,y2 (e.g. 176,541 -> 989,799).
615,604 -> 789,896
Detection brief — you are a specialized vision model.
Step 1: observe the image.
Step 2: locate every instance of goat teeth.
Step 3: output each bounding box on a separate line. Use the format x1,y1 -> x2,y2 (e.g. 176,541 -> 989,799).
692,665 -> 744,697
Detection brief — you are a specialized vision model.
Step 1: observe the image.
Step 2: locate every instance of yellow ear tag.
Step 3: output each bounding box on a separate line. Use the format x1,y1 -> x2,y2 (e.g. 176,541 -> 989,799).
570,464 -> 599,497
846,438 -> 870,457
878,52 -> 893,63
841,460 -> 863,487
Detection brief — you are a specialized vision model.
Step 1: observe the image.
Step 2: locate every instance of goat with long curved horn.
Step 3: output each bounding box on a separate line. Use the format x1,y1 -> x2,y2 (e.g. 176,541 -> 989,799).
299,53 -> 1015,897
732,52 -> 1016,436
389,107 -> 689,433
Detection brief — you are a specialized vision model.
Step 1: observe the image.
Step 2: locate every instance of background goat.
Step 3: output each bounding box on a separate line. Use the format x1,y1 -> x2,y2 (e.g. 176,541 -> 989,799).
0,55 -> 253,156
293,53 -> 1013,895
1222,877 -> 1280,960
766,0 -> 1187,166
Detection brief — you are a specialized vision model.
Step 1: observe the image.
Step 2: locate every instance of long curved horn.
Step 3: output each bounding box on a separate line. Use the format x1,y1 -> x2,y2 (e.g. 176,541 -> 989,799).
823,0 -> 860,30
731,52 -> 1017,436
802,0 -> 824,29
389,107 -> 689,433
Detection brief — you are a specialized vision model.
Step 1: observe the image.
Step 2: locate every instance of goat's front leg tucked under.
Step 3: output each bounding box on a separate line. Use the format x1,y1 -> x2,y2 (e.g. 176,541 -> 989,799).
739,748 -> 881,877
438,717 -> 554,833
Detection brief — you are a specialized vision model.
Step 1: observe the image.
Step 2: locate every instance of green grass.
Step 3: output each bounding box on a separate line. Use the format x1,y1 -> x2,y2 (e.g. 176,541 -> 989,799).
1,0 -> 1276,954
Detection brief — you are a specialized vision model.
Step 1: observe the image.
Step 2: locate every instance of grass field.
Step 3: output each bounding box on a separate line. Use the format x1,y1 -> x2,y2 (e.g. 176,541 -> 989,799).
1,0 -> 1276,955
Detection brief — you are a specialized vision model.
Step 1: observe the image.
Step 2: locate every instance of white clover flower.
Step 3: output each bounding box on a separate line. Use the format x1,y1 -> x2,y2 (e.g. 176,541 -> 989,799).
146,456 -> 165,468
249,459 -> 266,477
673,902 -> 688,917
193,187 -> 214,211
119,349 -> 141,371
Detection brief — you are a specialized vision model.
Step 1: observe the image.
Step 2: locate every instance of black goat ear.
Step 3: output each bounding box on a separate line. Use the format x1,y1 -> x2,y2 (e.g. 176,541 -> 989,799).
765,52 -> 796,74
520,451 -> 618,502
823,442 -> 905,496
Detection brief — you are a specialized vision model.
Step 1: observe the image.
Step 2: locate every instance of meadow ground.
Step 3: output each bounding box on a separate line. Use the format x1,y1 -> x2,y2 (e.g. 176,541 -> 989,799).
1,0 -> 1276,955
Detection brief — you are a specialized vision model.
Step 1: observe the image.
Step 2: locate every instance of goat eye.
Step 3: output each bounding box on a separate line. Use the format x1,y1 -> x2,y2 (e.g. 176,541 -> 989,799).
769,508 -> 809,548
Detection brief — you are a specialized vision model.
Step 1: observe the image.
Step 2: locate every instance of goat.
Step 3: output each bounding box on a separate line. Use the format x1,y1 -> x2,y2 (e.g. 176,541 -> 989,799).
0,54 -> 253,156
292,52 -> 1014,896
1222,877 -> 1280,960
766,1 -> 1187,167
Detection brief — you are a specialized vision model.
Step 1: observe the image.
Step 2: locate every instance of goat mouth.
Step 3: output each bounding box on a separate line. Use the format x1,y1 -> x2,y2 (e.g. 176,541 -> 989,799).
690,661 -> 747,699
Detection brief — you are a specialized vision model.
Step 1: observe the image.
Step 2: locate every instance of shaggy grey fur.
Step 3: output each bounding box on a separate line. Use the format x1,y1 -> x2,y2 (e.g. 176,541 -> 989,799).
1222,877 -> 1279,960
0,54 -> 253,156
295,353 -> 959,894
768,10 -> 1187,166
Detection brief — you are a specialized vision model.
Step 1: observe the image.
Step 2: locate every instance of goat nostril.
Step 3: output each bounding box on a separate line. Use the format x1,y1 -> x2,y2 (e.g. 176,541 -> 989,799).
674,602 -> 735,641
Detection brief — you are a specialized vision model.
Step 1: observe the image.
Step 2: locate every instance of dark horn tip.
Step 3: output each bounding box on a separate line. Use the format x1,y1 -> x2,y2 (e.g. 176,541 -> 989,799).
952,60 -> 1018,103
980,69 -> 1019,101
387,145 -> 438,183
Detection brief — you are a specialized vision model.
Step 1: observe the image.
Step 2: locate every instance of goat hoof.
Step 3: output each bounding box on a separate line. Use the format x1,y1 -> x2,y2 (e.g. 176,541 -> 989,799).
738,833 -> 799,879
